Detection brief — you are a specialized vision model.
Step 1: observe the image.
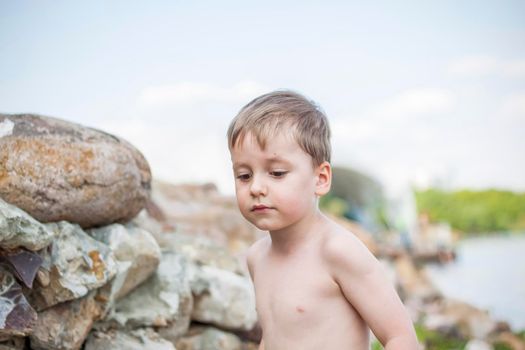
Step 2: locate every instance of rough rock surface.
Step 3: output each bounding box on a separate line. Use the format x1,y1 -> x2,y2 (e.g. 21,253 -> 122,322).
190,265 -> 257,331
176,326 -> 243,350
84,328 -> 175,350
0,267 -> 37,338
157,232 -> 245,275
99,252 -> 193,342
0,114 -> 151,228
151,181 -> 263,254
29,291 -> 102,350
28,221 -> 117,311
0,198 -> 57,251
88,223 -> 161,300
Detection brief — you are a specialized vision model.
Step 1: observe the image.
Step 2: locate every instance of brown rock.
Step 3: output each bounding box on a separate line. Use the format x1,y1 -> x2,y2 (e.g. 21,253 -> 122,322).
151,181 -> 264,254
494,331 -> 525,350
29,291 -> 102,350
0,114 -> 151,228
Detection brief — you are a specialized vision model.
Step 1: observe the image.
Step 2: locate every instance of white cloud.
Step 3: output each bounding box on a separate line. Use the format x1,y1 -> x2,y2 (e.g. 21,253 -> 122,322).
372,88 -> 455,121
96,117 -> 236,195
137,80 -> 268,107
331,87 -> 455,144
449,55 -> 525,78
500,91 -> 525,122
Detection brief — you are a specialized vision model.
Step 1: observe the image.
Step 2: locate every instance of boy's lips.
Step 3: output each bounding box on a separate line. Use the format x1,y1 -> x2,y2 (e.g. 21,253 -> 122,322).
251,204 -> 272,212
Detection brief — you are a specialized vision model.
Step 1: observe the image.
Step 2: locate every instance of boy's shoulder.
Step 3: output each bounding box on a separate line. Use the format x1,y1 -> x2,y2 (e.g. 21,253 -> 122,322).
245,236 -> 270,275
320,219 -> 378,276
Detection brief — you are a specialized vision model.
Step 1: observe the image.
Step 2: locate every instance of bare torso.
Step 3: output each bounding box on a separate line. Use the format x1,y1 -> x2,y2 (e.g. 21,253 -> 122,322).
250,231 -> 370,350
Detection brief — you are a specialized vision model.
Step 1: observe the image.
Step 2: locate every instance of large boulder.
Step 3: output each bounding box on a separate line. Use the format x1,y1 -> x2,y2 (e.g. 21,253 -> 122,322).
0,114 -> 151,228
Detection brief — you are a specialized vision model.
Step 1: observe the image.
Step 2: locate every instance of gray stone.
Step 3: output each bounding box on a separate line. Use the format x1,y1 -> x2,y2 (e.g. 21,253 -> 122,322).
88,223 -> 161,300
0,114 -> 151,228
190,265 -> 257,331
465,339 -> 493,350
440,299 -> 498,339
29,291 -> 102,350
0,198 -> 57,251
0,267 -> 36,338
176,326 -> 242,350
99,252 -> 193,342
158,232 -> 245,275
84,328 -> 175,350
29,221 -> 117,311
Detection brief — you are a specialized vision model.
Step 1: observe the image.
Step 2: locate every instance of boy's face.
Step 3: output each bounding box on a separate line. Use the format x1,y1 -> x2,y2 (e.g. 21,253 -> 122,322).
230,131 -> 326,233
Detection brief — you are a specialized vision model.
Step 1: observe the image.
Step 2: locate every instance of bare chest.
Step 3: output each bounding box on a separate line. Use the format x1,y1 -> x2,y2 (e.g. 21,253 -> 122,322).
253,256 -> 347,335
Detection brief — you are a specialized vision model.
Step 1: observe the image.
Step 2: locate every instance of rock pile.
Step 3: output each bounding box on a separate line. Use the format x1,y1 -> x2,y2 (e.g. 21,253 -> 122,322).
0,115 -> 260,350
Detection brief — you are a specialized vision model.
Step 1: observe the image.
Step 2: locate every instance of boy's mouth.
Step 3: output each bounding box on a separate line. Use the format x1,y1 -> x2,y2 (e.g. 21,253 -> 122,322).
251,204 -> 271,212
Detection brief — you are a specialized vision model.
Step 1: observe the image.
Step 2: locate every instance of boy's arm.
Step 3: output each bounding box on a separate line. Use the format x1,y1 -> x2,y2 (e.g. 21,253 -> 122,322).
245,241 -> 265,350
325,233 -> 419,350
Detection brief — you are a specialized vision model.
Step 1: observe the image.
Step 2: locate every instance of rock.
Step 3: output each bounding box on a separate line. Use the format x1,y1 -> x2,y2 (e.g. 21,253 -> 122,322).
28,221 -> 117,311
0,267 -> 37,338
151,181 -> 264,254
395,254 -> 441,301
0,114 -> 151,228
99,252 -> 193,343
84,328 -> 175,350
190,265 -> 257,331
465,339 -> 493,350
494,331 -> 525,350
439,299 -> 498,339
0,337 -> 25,350
423,313 -> 462,338
0,198 -> 57,251
176,326 -> 242,350
0,249 -> 43,288
29,291 -> 102,350
157,232 -> 245,275
88,223 -> 161,300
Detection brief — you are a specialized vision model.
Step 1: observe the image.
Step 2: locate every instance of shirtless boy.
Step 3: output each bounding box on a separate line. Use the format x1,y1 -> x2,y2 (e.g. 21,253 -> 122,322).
227,91 -> 419,350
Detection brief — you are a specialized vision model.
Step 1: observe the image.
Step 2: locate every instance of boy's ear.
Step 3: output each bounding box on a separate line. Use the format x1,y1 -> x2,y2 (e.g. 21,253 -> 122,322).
315,161 -> 332,196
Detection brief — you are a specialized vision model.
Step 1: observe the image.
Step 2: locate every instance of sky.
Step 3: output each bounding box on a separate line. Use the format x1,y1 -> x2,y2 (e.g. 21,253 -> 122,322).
1,1 -> 524,197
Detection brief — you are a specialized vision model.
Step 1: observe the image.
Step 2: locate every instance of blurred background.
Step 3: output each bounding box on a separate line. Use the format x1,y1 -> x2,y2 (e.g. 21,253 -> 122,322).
1,1 -> 524,348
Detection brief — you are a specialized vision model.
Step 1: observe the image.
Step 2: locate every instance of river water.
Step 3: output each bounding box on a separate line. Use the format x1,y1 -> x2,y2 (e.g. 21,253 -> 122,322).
425,233 -> 525,331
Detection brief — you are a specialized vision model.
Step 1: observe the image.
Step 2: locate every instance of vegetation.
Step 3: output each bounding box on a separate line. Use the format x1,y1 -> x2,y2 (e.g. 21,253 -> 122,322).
371,324 -> 468,349
415,189 -> 525,234
320,166 -> 388,232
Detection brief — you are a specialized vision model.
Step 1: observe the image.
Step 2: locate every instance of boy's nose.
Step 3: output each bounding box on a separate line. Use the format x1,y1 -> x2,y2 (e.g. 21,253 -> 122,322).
249,176 -> 267,197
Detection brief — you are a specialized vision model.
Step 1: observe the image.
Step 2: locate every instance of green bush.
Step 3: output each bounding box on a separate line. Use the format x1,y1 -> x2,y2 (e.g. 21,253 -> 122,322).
415,189 -> 525,234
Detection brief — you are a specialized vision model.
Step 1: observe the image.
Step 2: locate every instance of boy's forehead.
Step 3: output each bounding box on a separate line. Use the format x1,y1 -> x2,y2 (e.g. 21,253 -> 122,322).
232,129 -> 297,150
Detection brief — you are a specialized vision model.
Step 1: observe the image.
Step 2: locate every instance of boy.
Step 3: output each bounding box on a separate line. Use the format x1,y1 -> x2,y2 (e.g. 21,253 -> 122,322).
227,91 -> 418,350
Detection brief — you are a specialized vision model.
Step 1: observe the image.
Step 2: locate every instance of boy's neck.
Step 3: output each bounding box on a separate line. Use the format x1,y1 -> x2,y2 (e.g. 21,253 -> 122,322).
268,209 -> 328,256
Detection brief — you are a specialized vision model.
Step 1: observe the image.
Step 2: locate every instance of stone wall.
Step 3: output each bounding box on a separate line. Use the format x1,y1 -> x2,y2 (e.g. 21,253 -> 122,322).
0,114 -> 260,350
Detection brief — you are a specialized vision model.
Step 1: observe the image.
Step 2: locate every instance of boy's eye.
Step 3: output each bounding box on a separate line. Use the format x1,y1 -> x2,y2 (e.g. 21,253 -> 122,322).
270,171 -> 288,178
236,173 -> 252,181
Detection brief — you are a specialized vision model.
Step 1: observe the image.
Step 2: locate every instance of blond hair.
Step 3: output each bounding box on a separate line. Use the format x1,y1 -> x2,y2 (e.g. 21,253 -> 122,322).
227,90 -> 331,166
